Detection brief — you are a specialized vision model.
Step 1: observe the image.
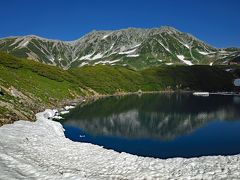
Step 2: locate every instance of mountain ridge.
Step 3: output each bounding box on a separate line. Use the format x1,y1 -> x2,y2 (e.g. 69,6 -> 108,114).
2,26 -> 238,48
0,26 -> 239,69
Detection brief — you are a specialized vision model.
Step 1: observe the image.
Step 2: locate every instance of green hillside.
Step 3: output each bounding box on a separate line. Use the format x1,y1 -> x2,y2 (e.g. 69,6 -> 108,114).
0,52 -> 236,125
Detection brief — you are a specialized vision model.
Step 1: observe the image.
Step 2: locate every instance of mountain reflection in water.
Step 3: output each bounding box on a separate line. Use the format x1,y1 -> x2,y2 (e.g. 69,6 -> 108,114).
62,93 -> 240,140
60,93 -> 240,158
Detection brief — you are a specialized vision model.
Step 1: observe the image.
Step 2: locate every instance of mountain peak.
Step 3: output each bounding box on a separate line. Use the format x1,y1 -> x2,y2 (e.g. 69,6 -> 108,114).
0,27 -> 239,69
159,26 -> 180,32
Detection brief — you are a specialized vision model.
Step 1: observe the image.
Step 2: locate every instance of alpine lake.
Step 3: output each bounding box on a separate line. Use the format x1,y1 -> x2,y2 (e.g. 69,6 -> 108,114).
57,93 -> 240,159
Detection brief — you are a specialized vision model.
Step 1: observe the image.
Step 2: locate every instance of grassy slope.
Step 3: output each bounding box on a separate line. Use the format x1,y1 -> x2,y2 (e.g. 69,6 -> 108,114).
0,52 -> 87,125
0,52 -> 236,124
0,53 -> 86,101
71,65 -> 234,93
141,65 -> 234,91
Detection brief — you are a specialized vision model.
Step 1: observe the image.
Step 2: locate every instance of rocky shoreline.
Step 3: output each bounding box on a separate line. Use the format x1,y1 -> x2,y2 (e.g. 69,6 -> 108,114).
0,89 -> 178,126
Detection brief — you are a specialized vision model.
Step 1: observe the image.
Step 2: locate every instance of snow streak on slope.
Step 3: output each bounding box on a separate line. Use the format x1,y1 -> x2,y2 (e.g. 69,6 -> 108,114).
79,52 -> 95,60
157,40 -> 171,53
0,109 -> 240,179
102,33 -> 112,40
198,51 -> 211,55
177,55 -> 193,65
119,49 -> 137,55
127,54 -> 139,57
0,27 -> 239,69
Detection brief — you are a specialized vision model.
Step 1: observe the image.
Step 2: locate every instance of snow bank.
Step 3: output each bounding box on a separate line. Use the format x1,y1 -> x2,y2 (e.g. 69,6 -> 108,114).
177,55 -> 193,65
64,105 -> 75,110
60,110 -> 70,115
52,115 -> 63,120
0,109 -> 240,179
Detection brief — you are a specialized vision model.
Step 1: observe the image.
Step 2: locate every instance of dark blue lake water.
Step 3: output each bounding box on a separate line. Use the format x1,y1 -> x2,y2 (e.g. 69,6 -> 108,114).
60,93 -> 240,159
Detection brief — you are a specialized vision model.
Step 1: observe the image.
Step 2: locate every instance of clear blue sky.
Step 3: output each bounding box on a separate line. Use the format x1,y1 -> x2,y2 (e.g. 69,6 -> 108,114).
0,0 -> 239,48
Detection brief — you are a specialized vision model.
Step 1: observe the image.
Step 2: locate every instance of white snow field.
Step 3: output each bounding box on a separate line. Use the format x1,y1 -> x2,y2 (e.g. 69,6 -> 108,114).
0,109 -> 240,179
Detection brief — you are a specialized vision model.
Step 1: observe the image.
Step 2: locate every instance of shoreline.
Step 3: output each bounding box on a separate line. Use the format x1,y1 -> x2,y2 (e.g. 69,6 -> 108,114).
51,90 -> 240,117
1,90 -> 239,126
53,90 -> 189,109
1,90 -> 179,126
51,90 -> 192,119
0,109 -> 239,179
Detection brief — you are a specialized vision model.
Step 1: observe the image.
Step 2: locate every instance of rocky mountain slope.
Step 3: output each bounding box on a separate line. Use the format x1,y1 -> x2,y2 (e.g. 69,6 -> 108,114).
0,26 -> 239,69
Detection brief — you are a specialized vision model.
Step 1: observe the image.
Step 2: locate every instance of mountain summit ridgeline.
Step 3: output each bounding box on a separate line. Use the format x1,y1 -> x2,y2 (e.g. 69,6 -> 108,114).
0,26 -> 239,69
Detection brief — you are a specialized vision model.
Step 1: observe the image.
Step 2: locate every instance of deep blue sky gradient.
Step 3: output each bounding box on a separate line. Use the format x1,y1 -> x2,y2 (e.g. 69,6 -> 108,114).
0,0 -> 239,48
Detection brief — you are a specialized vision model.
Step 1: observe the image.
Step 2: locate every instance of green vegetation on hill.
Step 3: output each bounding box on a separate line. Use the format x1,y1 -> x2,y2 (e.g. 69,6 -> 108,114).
69,66 -> 144,94
0,52 -> 86,101
140,65 -> 234,91
0,52 -> 236,125
0,52 -> 86,125
70,64 -> 234,93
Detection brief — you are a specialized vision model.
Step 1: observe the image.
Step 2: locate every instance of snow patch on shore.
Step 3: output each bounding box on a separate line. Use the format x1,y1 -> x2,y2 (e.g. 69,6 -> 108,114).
0,109 -> 239,179
60,110 -> 70,115
64,105 -> 75,110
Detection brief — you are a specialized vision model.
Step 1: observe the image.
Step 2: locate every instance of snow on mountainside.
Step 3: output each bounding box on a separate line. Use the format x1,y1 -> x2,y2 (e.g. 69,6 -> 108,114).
0,26 -> 239,69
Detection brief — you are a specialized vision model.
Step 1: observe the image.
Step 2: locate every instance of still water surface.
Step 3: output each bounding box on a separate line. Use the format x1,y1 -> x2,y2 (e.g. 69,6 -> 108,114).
60,93 -> 240,158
